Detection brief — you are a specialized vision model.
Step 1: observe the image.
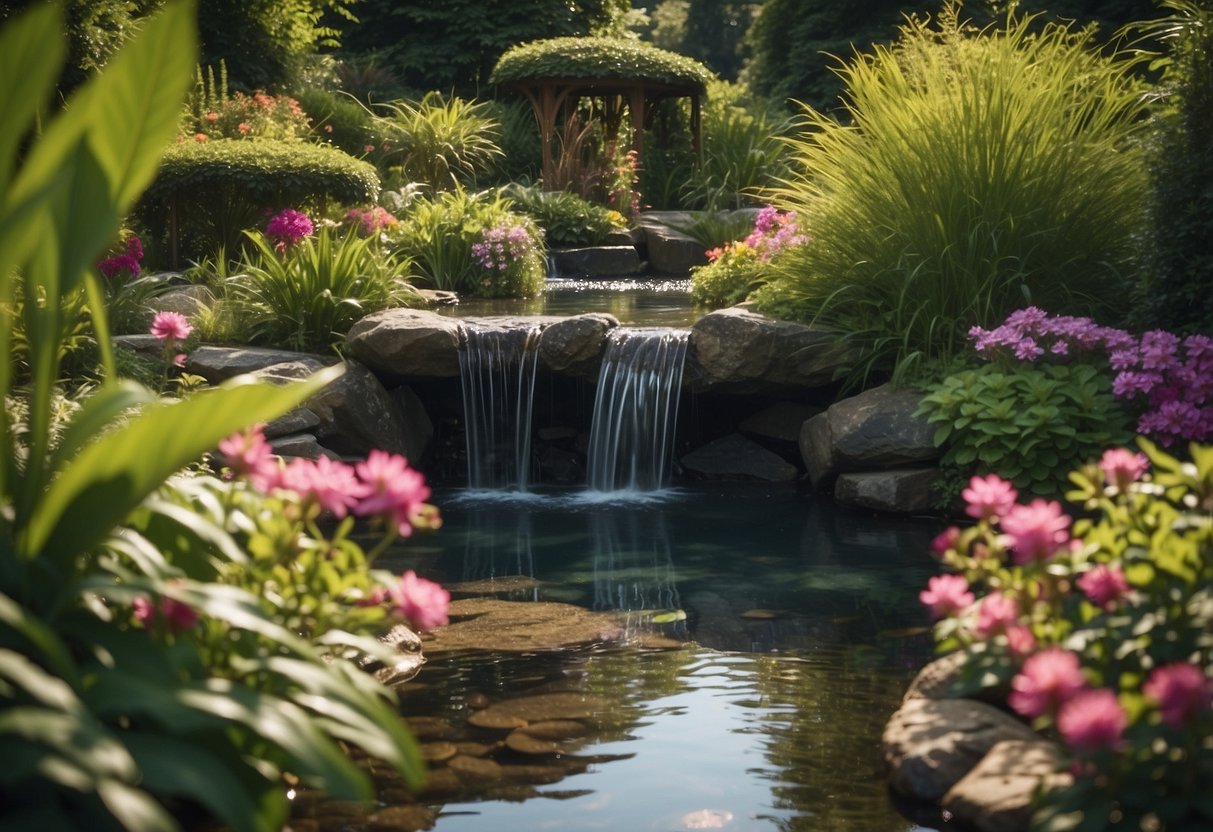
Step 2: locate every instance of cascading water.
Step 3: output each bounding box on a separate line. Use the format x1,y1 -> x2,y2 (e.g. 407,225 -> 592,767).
586,327 -> 690,493
458,324 -> 541,491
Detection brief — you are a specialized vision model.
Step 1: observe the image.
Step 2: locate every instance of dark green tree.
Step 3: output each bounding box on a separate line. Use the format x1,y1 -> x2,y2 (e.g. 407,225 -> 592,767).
645,0 -> 757,81
338,0 -> 631,97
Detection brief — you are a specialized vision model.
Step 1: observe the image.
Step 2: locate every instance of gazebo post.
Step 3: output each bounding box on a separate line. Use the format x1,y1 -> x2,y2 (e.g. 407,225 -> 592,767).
691,92 -> 702,166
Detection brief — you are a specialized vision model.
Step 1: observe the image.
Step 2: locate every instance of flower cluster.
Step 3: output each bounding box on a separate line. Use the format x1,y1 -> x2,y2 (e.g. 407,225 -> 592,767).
471,221 -> 540,273
968,307 -> 1213,445
149,310 -> 192,371
923,444 -> 1213,824
345,206 -> 398,237
187,91 -> 312,141
97,234 -> 144,280
743,205 -> 808,262
216,425 -> 449,632
265,209 -> 314,252
605,146 -> 641,220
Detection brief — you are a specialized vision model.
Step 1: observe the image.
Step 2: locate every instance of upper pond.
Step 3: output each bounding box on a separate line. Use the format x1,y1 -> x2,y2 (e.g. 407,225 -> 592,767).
329,485 -> 943,832
436,277 -> 701,327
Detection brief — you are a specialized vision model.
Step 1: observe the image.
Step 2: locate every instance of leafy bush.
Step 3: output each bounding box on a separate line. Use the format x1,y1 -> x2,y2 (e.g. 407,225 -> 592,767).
490,35 -> 713,88
0,5 -> 442,830
392,188 -> 545,297
752,5 -> 1152,385
923,444 -> 1213,831
294,86 -> 377,158
138,138 -> 379,266
501,183 -> 623,247
467,215 -> 546,298
371,92 -> 503,191
226,213 -> 418,353
183,62 -> 313,141
917,363 -> 1134,497
689,205 -> 806,308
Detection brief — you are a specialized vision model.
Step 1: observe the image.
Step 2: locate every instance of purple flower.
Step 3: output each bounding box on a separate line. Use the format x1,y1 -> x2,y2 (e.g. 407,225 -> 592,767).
266,209 -> 313,249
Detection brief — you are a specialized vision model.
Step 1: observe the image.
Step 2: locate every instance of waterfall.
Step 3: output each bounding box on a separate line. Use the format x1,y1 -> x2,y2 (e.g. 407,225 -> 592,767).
586,327 -> 690,493
458,324 -> 541,491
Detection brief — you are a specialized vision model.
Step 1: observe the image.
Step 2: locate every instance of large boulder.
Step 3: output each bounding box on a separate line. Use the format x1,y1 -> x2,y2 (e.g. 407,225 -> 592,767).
185,345 -> 334,382
680,433 -> 799,482
738,401 -> 824,444
834,468 -> 941,514
635,212 -> 709,276
883,697 -> 1040,803
800,384 -> 940,489
537,313 -> 619,378
942,740 -> 1072,832
687,308 -> 845,394
551,246 -> 642,278
346,308 -> 465,379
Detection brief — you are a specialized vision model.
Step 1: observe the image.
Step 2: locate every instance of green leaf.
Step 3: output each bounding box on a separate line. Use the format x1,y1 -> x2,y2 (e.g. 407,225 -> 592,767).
96,778 -> 178,832
21,365 -> 343,562
49,380 -> 156,472
0,4 -> 64,190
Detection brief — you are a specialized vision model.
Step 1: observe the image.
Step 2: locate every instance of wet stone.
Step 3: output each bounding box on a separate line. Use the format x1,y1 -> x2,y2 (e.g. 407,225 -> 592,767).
448,755 -> 505,783
446,575 -> 543,596
467,710 -> 529,730
499,764 -> 569,786
421,741 -> 458,763
405,716 -> 454,740
519,720 -> 589,741
418,767 -> 463,798
466,692 -> 491,709
740,609 -> 782,620
365,804 -> 438,832
505,730 -> 561,755
454,741 -> 497,757
472,691 -> 609,724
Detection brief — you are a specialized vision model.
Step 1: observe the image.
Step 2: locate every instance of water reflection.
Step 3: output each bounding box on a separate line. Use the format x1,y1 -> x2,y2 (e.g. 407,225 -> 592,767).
435,279 -> 699,327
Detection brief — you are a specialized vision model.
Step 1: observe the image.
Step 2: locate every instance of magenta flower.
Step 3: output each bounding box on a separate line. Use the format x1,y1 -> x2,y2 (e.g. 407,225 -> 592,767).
1008,648 -> 1087,719
1076,564 -> 1130,611
355,450 -> 431,536
133,592 -> 200,634
919,574 -> 974,619
217,425 -> 280,493
1001,499 -> 1072,564
150,311 -> 192,343
930,526 -> 961,559
1144,663 -> 1211,729
1057,688 -> 1126,752
974,592 -> 1020,638
962,473 -> 1018,521
266,208 -> 313,250
390,570 -> 450,631
1098,448 -> 1149,492
277,457 -> 368,518
1004,625 -> 1036,658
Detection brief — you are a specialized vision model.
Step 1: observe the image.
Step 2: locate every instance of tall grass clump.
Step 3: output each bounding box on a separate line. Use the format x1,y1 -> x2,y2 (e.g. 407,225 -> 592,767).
753,2 -> 1153,384
371,92 -> 503,191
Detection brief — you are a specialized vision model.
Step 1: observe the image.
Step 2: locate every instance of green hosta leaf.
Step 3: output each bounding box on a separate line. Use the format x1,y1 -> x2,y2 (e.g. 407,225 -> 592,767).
22,365 -> 342,562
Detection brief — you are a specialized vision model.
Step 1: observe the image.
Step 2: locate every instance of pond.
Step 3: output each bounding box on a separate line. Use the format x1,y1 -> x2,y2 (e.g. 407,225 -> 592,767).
436,277 -> 701,328
293,486 -> 944,832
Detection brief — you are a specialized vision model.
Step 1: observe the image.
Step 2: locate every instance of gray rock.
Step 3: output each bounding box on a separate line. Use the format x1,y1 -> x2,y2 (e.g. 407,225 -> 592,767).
681,433 -> 799,482
636,213 -> 709,276
148,285 -> 216,318
346,308 -> 465,379
834,468 -> 941,513
112,334 -> 162,359
551,246 -> 642,277
903,652 -> 969,702
688,308 -> 845,394
388,385 -> 434,464
262,408 -> 323,439
537,313 -> 619,378
800,384 -> 941,488
250,358 -> 411,457
738,401 -> 824,443
186,345 -> 333,383
883,697 -> 1040,802
943,740 -> 1072,832
267,433 -> 339,459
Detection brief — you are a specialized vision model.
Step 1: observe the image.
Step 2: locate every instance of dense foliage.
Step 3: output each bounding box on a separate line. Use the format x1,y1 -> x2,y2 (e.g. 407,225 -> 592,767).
502,183 -> 625,247
490,36 -> 714,88
753,4 -> 1152,385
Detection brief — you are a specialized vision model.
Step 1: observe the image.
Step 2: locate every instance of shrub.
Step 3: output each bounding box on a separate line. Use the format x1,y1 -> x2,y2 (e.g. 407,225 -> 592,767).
467,216 -> 546,298
489,35 -> 714,89
924,446 -> 1213,831
502,183 -> 624,247
392,188 -> 545,297
0,5 -> 440,829
689,205 -> 805,308
753,4 -> 1153,385
138,138 -> 379,266
226,211 -> 419,353
183,62 -> 313,141
370,92 -> 503,191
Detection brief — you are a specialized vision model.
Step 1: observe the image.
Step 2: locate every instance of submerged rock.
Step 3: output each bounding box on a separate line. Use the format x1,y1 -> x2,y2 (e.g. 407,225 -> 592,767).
423,598 -> 627,655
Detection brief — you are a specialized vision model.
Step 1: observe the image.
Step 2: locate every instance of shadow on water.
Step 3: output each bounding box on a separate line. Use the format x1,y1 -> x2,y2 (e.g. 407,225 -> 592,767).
296,487 -> 943,832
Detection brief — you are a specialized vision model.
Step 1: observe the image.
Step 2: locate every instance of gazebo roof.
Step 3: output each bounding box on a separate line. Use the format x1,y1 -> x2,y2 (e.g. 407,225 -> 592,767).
490,36 -> 714,91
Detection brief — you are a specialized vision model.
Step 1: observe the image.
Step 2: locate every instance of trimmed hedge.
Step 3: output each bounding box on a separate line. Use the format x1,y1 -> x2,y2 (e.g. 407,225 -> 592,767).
490,36 -> 713,89
138,138 -> 379,265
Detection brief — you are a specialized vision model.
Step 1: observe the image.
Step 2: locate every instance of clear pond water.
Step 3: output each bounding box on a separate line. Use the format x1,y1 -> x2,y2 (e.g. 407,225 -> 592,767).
436,278 -> 701,328
318,486 -> 943,832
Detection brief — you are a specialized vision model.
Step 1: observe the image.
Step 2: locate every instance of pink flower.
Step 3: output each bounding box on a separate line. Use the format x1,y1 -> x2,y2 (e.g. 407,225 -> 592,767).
1009,648 -> 1087,719
238,122 -> 251,134
1057,688 -> 1126,752
277,456 -> 368,518
355,450 -> 431,536
1144,663 -> 1211,729
194,132 -> 208,142
1098,448 -> 1149,492
919,574 -> 974,619
133,592 -> 200,634
1001,499 -> 1072,564
974,592 -> 1020,638
962,474 -> 1018,521
930,526 -> 960,559
390,570 -> 449,631
1076,564 -> 1130,610
150,311 -> 192,343
265,209 -> 313,248
1005,625 -> 1036,658
217,425 -> 280,492
173,353 -> 187,368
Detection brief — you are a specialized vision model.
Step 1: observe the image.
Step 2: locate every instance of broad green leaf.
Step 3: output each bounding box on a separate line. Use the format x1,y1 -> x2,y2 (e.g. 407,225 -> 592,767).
49,380 -> 156,473
22,365 -> 343,561
0,649 -> 80,712
138,496 -> 250,568
96,778 -> 178,832
0,595 -> 79,687
0,4 -> 64,191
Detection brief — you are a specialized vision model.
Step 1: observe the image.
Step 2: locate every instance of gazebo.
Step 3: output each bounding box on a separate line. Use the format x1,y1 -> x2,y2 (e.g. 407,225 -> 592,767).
490,37 -> 714,189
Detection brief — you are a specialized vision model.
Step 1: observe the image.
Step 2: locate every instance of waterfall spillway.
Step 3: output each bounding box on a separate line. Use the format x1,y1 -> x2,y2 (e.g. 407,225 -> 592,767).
458,324 -> 541,491
586,327 -> 690,493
